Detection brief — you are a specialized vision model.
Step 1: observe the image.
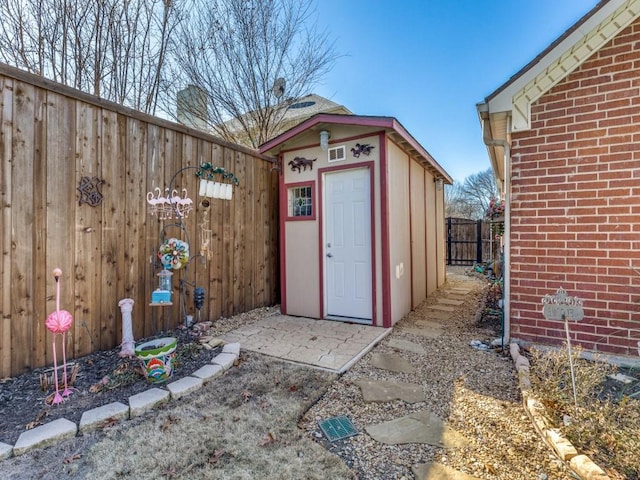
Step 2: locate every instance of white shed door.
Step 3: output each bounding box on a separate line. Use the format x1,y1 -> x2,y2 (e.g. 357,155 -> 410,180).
324,168 -> 372,322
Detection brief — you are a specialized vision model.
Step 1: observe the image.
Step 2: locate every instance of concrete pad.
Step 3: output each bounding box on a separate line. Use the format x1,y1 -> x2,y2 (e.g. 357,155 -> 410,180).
79,401 -> 129,433
191,364 -> 224,383
166,376 -> 203,400
0,442 -> 13,460
387,338 -> 426,354
365,410 -> 468,448
402,327 -> 443,339
449,288 -> 471,295
438,298 -> 464,306
428,311 -> 453,321
413,463 -> 481,480
211,352 -> 236,370
13,418 -> 77,456
354,379 -> 425,403
370,353 -> 416,373
221,315 -> 391,373
129,387 -> 170,417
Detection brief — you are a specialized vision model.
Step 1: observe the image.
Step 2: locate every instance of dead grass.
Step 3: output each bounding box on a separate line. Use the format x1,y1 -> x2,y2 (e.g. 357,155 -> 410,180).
2,353 -> 354,480
530,346 -> 640,480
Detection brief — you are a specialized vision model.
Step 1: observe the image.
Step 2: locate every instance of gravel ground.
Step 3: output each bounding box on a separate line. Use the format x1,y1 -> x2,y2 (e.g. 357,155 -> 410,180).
298,267 -> 575,480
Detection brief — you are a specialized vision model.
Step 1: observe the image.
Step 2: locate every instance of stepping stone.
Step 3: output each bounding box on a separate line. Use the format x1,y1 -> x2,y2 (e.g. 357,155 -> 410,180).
429,305 -> 455,312
370,353 -> 416,373
365,410 -> 468,448
449,288 -> 471,295
387,338 -> 426,354
438,298 -> 464,306
416,320 -> 442,329
403,327 -> 443,339
413,462 -> 481,480
427,311 -> 452,321
354,379 -> 425,403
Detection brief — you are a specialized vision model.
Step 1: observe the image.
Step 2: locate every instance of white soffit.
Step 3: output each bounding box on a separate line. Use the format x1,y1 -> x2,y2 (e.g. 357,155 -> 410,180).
492,0 -> 640,132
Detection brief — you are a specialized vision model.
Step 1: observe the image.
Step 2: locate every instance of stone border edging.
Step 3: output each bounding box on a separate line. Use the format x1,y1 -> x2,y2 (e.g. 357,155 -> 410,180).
510,343 -> 610,480
0,342 -> 241,461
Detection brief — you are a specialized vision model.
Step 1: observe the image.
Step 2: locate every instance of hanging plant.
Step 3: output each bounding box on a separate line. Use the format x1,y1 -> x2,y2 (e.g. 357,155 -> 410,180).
158,238 -> 189,270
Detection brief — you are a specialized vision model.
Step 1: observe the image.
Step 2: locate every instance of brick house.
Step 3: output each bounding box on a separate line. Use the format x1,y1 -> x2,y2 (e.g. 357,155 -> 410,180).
478,0 -> 640,358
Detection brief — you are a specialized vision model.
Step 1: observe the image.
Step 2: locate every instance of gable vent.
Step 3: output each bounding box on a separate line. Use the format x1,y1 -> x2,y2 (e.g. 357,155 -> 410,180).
328,145 -> 346,162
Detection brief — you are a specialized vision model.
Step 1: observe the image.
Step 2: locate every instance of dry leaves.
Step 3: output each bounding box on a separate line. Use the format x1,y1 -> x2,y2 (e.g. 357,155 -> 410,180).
160,414 -> 179,431
208,450 -> 225,464
26,411 -> 48,430
241,389 -> 252,402
259,432 -> 276,446
62,453 -> 82,464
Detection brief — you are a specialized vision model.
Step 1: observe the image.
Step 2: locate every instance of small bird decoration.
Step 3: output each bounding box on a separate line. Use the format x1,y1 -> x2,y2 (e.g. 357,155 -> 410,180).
45,268 -> 74,404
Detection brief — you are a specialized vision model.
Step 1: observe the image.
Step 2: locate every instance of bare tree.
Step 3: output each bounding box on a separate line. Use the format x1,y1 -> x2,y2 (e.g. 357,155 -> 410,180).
0,0 -> 181,114
445,168 -> 499,219
166,0 -> 339,147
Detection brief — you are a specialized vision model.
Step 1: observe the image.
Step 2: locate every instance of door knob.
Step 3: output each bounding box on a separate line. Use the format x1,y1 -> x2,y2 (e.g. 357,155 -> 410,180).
327,253 -> 333,258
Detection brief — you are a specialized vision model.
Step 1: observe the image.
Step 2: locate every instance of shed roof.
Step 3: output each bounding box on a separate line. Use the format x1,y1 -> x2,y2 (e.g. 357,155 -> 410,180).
259,113 -> 453,184
477,0 -> 640,180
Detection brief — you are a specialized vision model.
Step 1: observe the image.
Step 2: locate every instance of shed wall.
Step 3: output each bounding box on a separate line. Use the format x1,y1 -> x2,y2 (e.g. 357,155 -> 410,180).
509,17 -> 640,356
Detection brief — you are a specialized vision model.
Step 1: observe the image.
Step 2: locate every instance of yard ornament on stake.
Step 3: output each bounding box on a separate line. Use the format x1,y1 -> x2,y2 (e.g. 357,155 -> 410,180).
542,287 -> 584,408
45,268 -> 74,404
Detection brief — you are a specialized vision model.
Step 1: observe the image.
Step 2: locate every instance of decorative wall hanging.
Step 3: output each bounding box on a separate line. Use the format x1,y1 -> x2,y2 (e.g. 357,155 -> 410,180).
199,212 -> 212,260
158,238 -> 190,270
77,176 -> 104,206
351,144 -> 374,158
146,188 -> 193,220
195,163 -> 238,201
288,156 -> 316,172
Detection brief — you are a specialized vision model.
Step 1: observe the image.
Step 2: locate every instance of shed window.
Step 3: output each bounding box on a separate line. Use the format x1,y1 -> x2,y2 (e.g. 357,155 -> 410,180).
288,185 -> 313,218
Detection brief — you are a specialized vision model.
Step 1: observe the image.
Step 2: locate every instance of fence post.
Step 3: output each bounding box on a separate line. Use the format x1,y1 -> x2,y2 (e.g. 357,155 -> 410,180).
476,219 -> 483,264
446,217 -> 452,265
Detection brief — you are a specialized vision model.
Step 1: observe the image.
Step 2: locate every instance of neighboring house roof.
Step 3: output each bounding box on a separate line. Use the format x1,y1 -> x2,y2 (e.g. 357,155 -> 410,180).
477,0 -> 640,181
222,93 -> 351,144
259,113 -> 453,183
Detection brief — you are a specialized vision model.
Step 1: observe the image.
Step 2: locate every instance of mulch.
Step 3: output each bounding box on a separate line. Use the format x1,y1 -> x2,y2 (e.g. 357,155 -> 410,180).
0,327 -> 219,446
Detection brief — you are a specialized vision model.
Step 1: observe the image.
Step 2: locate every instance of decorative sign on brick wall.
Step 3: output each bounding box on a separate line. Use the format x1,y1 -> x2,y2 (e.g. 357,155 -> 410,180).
542,287 -> 584,321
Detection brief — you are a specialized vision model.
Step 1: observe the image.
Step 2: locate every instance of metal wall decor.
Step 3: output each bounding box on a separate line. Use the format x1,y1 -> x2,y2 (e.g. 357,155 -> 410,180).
351,143 -> 374,157
288,156 -> 316,172
146,188 -> 194,220
77,176 -> 105,206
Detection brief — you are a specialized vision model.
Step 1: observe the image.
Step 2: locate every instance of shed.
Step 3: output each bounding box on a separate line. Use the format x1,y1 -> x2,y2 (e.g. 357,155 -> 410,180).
260,114 -> 452,327
477,0 -> 640,357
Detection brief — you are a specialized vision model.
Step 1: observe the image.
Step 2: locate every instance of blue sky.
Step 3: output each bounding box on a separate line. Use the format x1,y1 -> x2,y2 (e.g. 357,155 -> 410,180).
314,1 -> 599,183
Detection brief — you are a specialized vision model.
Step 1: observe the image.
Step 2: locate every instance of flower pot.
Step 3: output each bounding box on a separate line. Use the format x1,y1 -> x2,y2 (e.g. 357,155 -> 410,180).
135,337 -> 177,384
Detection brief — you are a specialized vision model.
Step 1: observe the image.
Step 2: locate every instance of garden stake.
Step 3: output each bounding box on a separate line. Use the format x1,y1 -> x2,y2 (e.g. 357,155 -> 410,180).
45,268 -> 74,404
563,313 -> 578,408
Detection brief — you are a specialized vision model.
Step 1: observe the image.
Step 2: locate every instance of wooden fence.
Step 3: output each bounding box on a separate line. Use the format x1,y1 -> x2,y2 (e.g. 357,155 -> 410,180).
0,63 -> 279,378
445,217 -> 497,266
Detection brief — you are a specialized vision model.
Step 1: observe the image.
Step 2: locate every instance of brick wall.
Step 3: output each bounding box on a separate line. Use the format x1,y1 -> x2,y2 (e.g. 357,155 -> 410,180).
509,18 -> 640,356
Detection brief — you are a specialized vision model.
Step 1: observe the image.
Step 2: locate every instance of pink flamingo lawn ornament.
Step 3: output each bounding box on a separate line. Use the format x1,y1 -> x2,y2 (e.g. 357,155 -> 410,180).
45,268 -> 74,404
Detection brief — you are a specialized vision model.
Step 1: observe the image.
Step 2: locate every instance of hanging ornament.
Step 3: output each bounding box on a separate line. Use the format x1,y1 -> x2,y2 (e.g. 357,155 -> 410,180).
158,238 -> 190,270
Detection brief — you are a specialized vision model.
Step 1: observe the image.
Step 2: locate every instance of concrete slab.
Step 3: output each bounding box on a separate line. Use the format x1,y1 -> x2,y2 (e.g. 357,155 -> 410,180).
79,402 -> 129,433
438,298 -> 464,306
365,410 -> 468,448
129,387 -> 170,417
354,379 -> 425,403
386,338 -> 426,355
427,311 -> 453,321
413,463 -> 481,480
370,353 -> 417,373
449,288 -> 471,295
166,376 -> 203,400
0,442 -> 13,460
415,320 -> 443,329
13,418 -> 77,456
191,364 -> 224,383
221,315 -> 391,373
